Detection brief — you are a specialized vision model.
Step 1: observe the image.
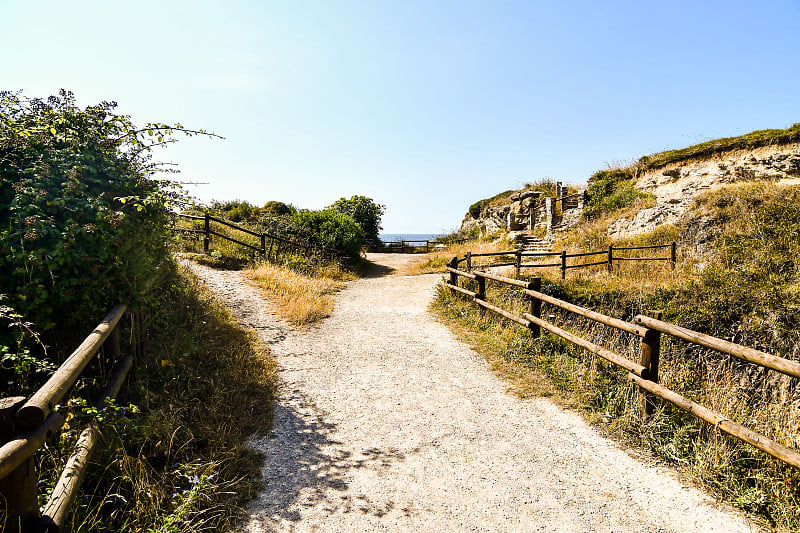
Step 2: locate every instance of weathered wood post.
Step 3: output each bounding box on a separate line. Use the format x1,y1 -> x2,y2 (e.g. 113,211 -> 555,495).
260,234 -> 266,257
607,244 -> 613,272
448,257 -> 458,292
670,241 -> 677,270
203,214 -> 210,254
466,251 -> 472,272
637,310 -> 662,420
528,276 -> 541,339
560,250 -> 567,280
515,250 -> 522,277
0,397 -> 39,533
475,272 -> 486,316
267,237 -> 275,261
101,322 -> 121,380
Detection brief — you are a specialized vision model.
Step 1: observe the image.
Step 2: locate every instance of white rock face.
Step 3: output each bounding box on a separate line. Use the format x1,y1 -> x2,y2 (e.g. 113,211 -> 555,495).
607,143 -> 800,239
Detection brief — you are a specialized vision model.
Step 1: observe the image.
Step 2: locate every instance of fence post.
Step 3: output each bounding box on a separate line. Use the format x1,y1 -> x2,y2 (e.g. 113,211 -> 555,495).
268,237 -> 275,261
466,252 -> 472,272
515,250 -> 522,277
528,276 -> 541,339
260,234 -> 266,257
607,244 -> 613,272
0,397 -> 39,533
101,323 -> 121,380
203,214 -> 210,254
560,250 -> 566,280
448,257 -> 458,291
475,272 -> 486,316
639,310 -> 662,420
671,241 -> 677,270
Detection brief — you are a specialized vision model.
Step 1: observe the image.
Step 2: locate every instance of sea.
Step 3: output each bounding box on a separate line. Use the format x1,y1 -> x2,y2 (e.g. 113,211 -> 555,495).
379,233 -> 441,244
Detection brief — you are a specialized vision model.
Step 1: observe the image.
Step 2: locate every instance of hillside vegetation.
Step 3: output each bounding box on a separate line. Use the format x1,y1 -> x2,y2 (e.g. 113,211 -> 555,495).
435,132 -> 800,531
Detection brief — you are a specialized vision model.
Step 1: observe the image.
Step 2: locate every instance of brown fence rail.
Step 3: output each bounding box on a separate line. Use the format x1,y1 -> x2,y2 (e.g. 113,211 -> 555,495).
369,237 -> 468,254
0,305 -> 147,533
443,256 -> 800,471
463,242 -> 676,278
172,213 -> 348,263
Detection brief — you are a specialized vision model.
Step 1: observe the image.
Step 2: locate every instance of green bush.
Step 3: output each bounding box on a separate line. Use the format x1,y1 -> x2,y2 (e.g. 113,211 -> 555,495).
262,200 -> 296,217
583,170 -> 651,219
292,209 -> 364,261
0,90 -> 190,351
328,195 -> 385,243
468,200 -> 485,219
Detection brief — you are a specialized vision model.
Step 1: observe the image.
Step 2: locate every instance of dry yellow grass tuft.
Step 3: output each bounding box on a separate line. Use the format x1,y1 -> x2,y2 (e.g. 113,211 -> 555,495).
246,262 -> 355,326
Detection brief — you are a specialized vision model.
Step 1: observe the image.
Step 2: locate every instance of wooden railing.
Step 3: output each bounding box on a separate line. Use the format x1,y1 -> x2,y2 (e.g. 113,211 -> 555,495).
443,260 -> 800,470
370,237 -> 468,254
173,213 -> 348,262
0,305 -> 147,532
461,242 -> 676,278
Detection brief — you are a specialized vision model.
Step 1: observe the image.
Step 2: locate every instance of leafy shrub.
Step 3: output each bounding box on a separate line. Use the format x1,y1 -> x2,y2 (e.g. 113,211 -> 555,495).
0,90 -> 193,350
468,200 -> 485,219
262,200 -> 296,217
292,209 -> 364,261
328,195 -> 385,243
583,169 -> 651,219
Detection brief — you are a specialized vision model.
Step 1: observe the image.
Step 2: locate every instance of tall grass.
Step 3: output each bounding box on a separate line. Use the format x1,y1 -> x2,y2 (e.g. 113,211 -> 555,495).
33,265 -> 278,532
246,260 -> 355,326
433,182 -> 800,531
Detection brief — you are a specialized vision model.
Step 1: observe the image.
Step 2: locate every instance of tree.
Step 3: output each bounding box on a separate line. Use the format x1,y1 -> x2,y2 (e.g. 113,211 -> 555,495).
328,195 -> 385,243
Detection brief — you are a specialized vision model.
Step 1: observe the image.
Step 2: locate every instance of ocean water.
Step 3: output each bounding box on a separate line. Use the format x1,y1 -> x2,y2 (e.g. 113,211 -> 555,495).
379,233 -> 440,243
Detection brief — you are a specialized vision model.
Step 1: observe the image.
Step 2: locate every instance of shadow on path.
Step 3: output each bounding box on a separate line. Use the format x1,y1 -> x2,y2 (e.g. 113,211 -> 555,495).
250,391 -> 407,525
359,260 -> 396,278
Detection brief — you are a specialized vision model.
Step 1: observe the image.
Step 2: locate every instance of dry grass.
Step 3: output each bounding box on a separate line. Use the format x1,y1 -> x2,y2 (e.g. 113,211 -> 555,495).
432,181 -> 800,530
246,262 -> 355,326
401,239 -> 512,276
41,265 -> 279,532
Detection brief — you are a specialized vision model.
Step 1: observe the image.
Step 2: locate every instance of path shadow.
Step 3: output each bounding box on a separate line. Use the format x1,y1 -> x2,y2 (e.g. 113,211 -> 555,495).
358,259 -> 396,278
247,391 -> 407,526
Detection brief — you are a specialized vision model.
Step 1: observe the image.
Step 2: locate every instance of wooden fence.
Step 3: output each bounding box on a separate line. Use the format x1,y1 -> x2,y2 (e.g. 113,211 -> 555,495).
370,237 -> 468,254
443,259 -> 800,470
173,213 -> 348,262
461,242 -> 676,278
0,305 -> 147,532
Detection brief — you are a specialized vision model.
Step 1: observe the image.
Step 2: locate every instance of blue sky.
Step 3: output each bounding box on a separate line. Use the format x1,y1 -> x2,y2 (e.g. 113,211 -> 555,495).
2,1 -> 799,233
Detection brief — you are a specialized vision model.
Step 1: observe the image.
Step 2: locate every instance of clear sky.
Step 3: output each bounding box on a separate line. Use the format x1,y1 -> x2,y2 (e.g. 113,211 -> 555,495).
2,1 -> 799,233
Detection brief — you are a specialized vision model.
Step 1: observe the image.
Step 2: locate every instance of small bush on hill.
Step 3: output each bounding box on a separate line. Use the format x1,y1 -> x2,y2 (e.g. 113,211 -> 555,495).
583,167 -> 653,220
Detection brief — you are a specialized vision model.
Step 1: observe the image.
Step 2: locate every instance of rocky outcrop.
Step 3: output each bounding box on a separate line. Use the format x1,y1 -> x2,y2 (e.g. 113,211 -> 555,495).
461,183 -> 584,238
607,143 -> 800,239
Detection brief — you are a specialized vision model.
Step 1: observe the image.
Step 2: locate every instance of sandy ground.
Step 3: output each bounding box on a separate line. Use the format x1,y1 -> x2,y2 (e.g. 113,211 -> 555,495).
187,254 -> 759,533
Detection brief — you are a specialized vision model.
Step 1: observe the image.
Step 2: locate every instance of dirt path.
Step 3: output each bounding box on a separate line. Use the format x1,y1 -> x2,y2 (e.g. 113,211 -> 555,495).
188,255 -> 758,532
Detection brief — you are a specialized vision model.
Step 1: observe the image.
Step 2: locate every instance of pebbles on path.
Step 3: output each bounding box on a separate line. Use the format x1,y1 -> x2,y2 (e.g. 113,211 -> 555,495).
187,256 -> 758,533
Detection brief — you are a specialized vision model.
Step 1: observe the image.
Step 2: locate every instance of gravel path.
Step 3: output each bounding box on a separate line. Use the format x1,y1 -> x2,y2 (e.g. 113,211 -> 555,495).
188,255 -> 758,533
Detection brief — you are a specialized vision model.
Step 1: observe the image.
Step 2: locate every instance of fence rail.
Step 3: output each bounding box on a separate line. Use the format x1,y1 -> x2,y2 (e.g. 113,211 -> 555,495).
370,237 -> 468,254
0,305 -> 147,533
172,213 -> 348,263
444,256 -> 800,471
463,242 -> 677,278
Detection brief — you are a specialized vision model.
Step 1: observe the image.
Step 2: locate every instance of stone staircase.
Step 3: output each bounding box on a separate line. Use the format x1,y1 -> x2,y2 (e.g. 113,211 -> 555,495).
518,234 -> 553,253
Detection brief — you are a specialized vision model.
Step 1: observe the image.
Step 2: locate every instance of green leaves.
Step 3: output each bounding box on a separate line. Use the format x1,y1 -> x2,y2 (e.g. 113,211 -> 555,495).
0,90 -> 191,349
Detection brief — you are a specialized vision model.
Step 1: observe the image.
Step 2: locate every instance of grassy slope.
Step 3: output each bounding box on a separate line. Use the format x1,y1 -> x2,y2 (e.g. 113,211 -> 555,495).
432,181 -> 800,531
639,122 -> 800,170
